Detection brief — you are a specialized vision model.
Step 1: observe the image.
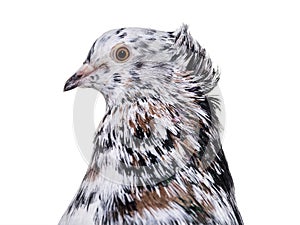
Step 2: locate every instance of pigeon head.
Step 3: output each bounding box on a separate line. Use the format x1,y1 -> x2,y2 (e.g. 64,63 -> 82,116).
64,25 -> 219,106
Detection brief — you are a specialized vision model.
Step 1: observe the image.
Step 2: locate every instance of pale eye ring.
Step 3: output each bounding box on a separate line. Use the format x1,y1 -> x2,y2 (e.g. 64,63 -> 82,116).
114,46 -> 130,62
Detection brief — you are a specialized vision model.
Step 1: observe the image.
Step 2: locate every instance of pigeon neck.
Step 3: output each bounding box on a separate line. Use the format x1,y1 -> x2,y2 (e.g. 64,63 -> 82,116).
88,94 -> 218,186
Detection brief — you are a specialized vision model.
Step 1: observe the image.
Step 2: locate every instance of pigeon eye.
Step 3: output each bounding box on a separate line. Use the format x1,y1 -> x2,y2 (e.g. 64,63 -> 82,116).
115,47 -> 130,62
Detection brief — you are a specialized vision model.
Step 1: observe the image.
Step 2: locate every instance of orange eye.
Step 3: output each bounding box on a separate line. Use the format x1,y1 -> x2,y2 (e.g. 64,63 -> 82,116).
115,47 -> 130,62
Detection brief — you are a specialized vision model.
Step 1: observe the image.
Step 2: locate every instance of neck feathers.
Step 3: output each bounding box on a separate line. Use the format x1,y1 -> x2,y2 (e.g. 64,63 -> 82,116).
91,92 -> 221,186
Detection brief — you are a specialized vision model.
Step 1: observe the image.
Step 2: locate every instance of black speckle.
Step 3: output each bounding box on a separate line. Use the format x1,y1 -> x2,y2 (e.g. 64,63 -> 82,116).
147,37 -> 156,41
112,130 -> 116,139
130,37 -> 139,43
104,133 -> 113,148
136,152 -> 147,166
113,73 -> 121,83
152,62 -> 167,68
206,148 -> 234,195
135,125 -> 145,139
114,189 -> 137,213
134,62 -> 143,68
113,78 -> 121,83
119,32 -> 127,38
168,32 -> 175,38
101,108 -> 111,123
129,70 -> 138,76
175,32 -> 181,43
125,146 -> 134,155
146,151 -> 158,164
186,86 -> 202,94
162,129 -> 175,152
186,40 -> 191,50
150,95 -> 159,102
97,127 -> 103,136
86,192 -> 96,211
116,28 -> 125,34
146,130 -> 151,138
198,127 -> 209,151
182,36 -> 186,44
72,188 -> 85,210
155,146 -> 164,156
191,43 -> 195,52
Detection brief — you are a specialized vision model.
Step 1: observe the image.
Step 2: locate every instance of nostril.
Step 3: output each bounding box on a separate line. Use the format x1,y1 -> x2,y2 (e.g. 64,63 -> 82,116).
74,71 -> 84,78
76,73 -> 83,78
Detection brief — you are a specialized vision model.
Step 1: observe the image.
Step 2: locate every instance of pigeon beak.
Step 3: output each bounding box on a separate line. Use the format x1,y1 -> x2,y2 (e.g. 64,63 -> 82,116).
63,73 -> 81,91
64,63 -> 95,92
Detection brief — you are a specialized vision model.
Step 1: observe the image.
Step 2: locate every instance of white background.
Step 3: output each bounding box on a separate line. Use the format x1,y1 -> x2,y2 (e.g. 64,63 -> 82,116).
0,0 -> 299,224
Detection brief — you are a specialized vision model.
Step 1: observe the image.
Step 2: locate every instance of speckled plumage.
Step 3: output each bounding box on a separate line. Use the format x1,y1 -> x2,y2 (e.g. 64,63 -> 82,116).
60,25 -> 243,225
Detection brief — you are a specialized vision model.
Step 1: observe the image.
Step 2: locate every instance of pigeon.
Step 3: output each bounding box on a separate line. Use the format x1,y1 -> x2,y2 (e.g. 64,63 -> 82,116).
60,25 -> 243,225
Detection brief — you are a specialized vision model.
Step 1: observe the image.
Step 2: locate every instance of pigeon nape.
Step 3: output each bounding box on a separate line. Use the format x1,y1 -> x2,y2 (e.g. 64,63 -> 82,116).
60,25 -> 243,225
